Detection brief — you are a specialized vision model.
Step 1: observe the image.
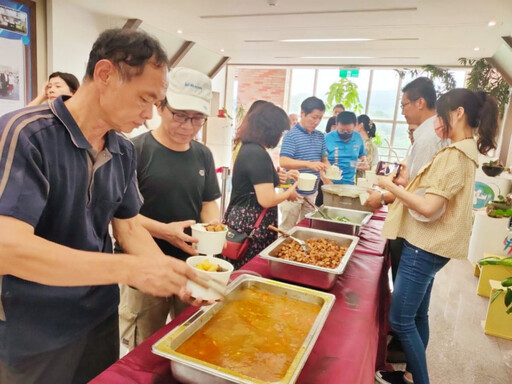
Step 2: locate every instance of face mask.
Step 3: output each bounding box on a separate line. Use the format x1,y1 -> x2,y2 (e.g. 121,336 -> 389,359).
339,132 -> 353,142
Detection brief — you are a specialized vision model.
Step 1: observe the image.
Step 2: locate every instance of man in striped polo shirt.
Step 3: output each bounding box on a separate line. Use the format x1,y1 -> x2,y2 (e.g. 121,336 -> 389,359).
279,96 -> 330,231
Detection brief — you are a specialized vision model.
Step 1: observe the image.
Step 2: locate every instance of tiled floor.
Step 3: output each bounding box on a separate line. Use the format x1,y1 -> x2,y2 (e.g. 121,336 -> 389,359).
387,259 -> 512,384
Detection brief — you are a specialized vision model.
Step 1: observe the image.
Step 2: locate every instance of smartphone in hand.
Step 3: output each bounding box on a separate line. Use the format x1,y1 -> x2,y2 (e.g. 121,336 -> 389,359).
376,161 -> 401,177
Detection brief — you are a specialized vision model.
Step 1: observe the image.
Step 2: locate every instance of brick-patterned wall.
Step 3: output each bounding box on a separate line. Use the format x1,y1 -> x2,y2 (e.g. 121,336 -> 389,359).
236,68 -> 287,111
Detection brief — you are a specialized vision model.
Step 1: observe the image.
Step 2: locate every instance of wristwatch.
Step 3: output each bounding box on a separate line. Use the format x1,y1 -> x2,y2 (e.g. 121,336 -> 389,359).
379,191 -> 388,206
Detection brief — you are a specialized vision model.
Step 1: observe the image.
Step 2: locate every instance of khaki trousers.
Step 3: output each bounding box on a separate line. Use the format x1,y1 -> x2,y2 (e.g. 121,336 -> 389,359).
119,285 -> 188,350
278,193 -> 317,232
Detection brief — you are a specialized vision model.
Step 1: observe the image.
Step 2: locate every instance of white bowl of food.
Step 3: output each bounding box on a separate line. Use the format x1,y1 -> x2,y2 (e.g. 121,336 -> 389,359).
191,223 -> 228,255
186,256 -> 234,300
297,173 -> 317,191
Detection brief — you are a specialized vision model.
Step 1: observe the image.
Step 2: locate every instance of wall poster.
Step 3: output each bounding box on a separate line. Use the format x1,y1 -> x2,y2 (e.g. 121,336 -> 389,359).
0,0 -> 36,115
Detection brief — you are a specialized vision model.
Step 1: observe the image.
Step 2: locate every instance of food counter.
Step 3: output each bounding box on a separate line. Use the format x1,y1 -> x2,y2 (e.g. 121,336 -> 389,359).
91,213 -> 389,384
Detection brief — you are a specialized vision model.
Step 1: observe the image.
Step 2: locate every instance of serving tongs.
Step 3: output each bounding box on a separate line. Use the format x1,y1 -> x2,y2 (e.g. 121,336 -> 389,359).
304,199 -> 332,220
268,225 -> 309,253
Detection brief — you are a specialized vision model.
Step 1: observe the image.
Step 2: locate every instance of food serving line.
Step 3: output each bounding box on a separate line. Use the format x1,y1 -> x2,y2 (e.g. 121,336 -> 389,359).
92,206 -> 391,384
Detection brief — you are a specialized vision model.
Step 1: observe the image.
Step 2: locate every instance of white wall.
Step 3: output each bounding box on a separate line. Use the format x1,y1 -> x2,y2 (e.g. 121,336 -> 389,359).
47,0 -> 125,81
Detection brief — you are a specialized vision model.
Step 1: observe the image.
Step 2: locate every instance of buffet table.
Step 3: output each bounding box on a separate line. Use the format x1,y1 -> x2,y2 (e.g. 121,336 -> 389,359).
92,216 -> 389,384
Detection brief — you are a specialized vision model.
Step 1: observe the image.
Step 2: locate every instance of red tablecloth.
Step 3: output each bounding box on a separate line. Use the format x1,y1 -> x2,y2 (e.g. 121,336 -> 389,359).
92,218 -> 389,384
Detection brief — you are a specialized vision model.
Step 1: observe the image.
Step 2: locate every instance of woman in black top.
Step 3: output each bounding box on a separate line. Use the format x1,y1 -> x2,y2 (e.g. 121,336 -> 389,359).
221,102 -> 300,269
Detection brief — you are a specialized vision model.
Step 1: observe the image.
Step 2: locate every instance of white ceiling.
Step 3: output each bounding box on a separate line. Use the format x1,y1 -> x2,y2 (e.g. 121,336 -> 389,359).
67,0 -> 512,68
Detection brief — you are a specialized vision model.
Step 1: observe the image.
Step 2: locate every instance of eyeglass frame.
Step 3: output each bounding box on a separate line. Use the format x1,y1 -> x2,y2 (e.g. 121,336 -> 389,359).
400,96 -> 424,110
164,104 -> 207,128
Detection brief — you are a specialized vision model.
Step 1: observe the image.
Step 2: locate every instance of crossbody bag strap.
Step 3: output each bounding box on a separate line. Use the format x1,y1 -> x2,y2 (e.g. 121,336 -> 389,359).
248,208 -> 268,238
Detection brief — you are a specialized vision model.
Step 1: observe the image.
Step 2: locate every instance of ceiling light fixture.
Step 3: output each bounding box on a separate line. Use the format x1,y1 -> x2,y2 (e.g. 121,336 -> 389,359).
220,48 -> 225,52
474,47 -> 480,51
280,38 -> 373,42
301,56 -> 375,59
177,29 -> 183,34
488,20 -> 497,27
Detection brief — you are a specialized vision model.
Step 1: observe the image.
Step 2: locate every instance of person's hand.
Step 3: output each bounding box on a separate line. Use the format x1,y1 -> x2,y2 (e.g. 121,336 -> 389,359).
179,289 -> 216,307
277,167 -> 288,184
308,161 -> 328,172
365,189 -> 383,209
286,169 -> 300,182
39,81 -> 49,101
286,183 -> 301,201
394,164 -> 409,187
320,170 -> 333,185
162,220 -> 198,255
378,173 -> 396,190
127,255 -> 206,297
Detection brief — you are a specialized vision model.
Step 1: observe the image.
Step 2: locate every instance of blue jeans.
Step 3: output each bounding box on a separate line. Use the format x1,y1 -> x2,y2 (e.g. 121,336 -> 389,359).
389,240 -> 450,384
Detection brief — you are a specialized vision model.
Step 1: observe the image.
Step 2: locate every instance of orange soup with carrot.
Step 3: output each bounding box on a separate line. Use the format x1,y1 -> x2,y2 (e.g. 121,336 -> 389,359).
176,288 -> 321,381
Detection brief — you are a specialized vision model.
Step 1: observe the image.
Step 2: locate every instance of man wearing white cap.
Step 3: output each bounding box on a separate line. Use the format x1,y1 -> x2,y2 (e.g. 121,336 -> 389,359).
119,67 -> 221,349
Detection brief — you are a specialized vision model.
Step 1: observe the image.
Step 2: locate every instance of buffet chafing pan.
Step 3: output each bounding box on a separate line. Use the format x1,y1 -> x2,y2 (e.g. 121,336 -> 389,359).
259,227 -> 359,290
305,205 -> 372,236
152,274 -> 335,384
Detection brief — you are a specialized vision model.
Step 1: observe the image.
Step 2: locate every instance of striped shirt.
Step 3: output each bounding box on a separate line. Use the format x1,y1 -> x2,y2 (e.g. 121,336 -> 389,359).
0,96 -> 142,363
280,124 -> 327,194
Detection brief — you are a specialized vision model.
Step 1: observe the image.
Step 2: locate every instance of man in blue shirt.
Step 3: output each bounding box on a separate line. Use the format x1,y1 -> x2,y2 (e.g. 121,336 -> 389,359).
279,96 -> 330,231
325,111 -> 368,185
0,29 -> 204,383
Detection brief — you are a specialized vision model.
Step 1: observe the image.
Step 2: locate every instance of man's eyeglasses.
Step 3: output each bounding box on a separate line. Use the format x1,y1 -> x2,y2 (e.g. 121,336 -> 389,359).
400,102 -> 411,109
166,105 -> 207,128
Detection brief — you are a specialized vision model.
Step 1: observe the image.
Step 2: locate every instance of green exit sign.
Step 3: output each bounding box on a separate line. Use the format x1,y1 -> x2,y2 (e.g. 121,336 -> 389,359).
339,69 -> 359,78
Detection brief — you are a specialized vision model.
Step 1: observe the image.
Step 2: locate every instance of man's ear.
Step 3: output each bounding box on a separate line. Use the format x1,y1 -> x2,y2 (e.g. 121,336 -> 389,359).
416,97 -> 427,110
93,59 -> 115,85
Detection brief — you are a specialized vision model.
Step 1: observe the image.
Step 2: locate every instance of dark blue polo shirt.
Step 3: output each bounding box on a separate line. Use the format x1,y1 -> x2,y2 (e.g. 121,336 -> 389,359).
0,96 -> 142,364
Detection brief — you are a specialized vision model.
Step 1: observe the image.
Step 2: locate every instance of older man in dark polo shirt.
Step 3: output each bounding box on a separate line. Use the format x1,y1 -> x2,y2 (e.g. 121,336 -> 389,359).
0,29 -> 204,384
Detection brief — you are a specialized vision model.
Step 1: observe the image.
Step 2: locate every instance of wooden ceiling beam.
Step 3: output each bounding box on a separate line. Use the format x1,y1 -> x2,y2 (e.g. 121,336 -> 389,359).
169,41 -> 195,68
208,56 -> 230,78
122,18 -> 143,30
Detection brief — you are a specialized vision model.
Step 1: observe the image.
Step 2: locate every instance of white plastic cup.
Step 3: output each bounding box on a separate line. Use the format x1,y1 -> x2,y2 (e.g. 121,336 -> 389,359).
297,173 -> 317,191
191,223 -> 228,255
186,256 -> 234,300
366,170 -> 378,186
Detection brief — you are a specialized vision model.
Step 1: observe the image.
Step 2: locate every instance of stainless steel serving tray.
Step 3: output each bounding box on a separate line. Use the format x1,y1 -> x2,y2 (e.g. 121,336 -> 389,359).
152,274 -> 335,384
259,227 -> 359,290
305,205 -> 373,236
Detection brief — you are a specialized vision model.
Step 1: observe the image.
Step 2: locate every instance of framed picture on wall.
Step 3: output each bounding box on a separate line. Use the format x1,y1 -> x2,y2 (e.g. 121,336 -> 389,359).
0,0 -> 36,115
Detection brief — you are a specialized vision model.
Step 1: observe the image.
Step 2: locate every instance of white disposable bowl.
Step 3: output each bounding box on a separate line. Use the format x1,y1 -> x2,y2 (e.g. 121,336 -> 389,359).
186,256 -> 234,300
298,173 -> 317,191
191,223 -> 228,255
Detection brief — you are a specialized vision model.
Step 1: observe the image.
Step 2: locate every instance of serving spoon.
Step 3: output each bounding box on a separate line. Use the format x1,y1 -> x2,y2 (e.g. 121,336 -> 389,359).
268,225 -> 309,253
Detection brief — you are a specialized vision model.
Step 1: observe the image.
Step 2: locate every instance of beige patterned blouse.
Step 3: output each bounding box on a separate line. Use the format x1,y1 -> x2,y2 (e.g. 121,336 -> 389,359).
382,139 -> 479,260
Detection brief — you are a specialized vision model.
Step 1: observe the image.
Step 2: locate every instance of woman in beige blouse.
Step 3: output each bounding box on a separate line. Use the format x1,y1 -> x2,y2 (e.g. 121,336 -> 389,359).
375,89 -> 499,384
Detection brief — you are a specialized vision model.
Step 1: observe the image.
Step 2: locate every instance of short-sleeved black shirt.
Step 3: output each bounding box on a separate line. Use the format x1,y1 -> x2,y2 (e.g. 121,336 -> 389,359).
229,142 -> 279,207
132,132 -> 221,260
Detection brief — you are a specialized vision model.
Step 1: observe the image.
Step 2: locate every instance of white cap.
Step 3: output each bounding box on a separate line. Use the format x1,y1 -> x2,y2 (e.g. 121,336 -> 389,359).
166,67 -> 212,116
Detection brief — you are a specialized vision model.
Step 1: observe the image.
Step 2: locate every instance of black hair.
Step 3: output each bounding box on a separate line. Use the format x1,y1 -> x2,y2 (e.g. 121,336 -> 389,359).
239,102 -> 288,148
334,103 -> 345,111
402,77 -> 436,109
436,88 -> 499,155
49,72 -> 80,94
301,96 -> 325,114
336,111 -> 357,125
357,114 -> 376,138
84,28 -> 168,81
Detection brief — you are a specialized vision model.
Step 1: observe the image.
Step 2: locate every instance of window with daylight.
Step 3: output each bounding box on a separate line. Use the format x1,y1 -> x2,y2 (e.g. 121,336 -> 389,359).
287,67 -> 467,162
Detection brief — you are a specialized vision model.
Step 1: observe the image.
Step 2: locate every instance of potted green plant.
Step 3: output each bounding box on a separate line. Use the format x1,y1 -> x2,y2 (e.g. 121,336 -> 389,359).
481,159 -> 506,178
458,58 -> 511,119
325,78 -> 363,114
477,257 -> 512,314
